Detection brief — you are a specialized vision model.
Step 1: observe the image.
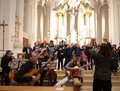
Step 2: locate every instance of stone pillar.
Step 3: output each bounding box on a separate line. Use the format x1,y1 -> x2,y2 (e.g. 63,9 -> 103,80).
56,12 -> 64,43
46,0 -> 50,42
70,14 -> 77,43
40,9 -> 44,42
66,14 -> 70,43
84,12 -> 92,38
43,6 -> 47,41
13,0 -> 24,57
37,5 -> 41,40
0,0 -> 3,53
101,4 -> 109,40
108,0 -> 120,46
23,0 -> 38,47
30,0 -> 38,46
23,0 -> 30,33
96,12 -> 102,44
75,14 -> 78,42
118,0 -> 120,45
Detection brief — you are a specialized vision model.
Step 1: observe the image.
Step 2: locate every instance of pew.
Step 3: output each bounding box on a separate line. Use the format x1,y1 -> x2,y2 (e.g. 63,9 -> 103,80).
0,86 -> 73,91
0,67 -> 4,85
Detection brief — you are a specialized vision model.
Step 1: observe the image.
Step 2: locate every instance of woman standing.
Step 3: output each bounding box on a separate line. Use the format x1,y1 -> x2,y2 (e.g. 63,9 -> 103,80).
91,43 -> 112,91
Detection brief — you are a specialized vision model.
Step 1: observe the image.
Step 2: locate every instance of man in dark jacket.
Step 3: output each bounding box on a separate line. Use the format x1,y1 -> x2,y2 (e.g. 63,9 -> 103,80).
22,43 -> 32,59
1,50 -> 13,85
56,41 -> 65,70
14,52 -> 37,83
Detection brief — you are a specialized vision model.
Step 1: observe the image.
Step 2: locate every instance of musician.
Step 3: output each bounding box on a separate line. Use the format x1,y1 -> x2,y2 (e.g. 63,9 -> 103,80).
14,52 -> 37,83
38,49 -> 57,86
65,55 -> 82,86
1,50 -> 13,85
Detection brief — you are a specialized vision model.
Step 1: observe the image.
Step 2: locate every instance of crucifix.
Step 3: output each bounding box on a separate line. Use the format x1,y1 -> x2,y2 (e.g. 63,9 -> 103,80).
0,20 -> 8,54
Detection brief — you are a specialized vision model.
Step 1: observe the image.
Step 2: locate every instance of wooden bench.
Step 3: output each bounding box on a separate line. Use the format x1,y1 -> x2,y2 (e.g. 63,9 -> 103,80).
73,78 -> 81,91
0,67 -> 4,85
0,86 -> 73,91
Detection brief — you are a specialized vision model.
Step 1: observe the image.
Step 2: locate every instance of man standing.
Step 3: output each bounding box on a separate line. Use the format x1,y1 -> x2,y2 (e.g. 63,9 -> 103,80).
1,50 -> 13,85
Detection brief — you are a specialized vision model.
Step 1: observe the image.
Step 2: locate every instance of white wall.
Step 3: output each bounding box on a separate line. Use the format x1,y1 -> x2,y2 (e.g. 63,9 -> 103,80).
0,0 -> 16,57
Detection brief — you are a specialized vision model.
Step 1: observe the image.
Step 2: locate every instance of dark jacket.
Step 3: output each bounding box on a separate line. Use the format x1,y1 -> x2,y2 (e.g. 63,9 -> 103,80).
14,61 -> 34,82
1,55 -> 12,73
91,53 -> 111,80
56,45 -> 65,59
72,46 -> 81,57
23,47 -> 32,54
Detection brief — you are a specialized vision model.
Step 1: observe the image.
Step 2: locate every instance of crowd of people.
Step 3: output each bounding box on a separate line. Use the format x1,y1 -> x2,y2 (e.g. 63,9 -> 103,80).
0,38 -> 120,91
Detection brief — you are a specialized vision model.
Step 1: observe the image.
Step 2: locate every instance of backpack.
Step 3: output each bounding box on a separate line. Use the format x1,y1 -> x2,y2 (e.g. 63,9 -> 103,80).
81,51 -> 88,62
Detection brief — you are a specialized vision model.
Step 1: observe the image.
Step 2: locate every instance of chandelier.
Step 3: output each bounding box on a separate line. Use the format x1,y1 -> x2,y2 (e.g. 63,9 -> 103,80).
54,0 -> 92,16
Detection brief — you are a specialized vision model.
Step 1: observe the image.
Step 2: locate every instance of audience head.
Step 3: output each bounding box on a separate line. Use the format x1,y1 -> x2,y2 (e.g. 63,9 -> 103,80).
50,40 -> 54,46
5,50 -> 13,57
98,43 -> 111,57
72,55 -> 78,63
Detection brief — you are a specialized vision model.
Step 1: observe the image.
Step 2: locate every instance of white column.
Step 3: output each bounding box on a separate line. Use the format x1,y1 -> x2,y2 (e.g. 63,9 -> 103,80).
13,0 -> 24,57
90,11 -> 95,38
46,0 -> 50,42
109,0 -> 120,46
40,9 -> 44,42
85,12 -> 92,38
0,0 -> 2,19
66,14 -> 70,42
75,14 -> 78,42
96,12 -> 102,44
23,0 -> 29,33
28,0 -> 33,45
23,0 -> 38,47
30,0 -> 38,47
43,6 -> 47,41
58,13 -> 63,42
37,5 -> 41,40
118,0 -> 120,45
50,0 -> 57,43
0,0 -> 3,53
101,4 -> 109,40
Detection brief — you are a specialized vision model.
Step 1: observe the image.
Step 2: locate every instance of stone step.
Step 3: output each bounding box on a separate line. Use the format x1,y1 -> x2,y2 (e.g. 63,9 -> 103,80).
56,74 -> 120,81
56,79 -> 120,86
56,70 -> 120,86
56,70 -> 120,76
84,76 -> 120,81
81,86 -> 120,91
82,79 -> 120,86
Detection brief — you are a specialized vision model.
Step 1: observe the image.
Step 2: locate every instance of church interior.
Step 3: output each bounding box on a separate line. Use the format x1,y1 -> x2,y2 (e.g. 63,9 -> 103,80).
0,0 -> 120,91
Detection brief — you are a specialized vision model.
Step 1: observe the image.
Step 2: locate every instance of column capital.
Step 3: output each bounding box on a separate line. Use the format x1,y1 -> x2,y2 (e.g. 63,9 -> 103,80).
84,12 -> 92,17
56,9 -> 64,17
94,1 -> 102,14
